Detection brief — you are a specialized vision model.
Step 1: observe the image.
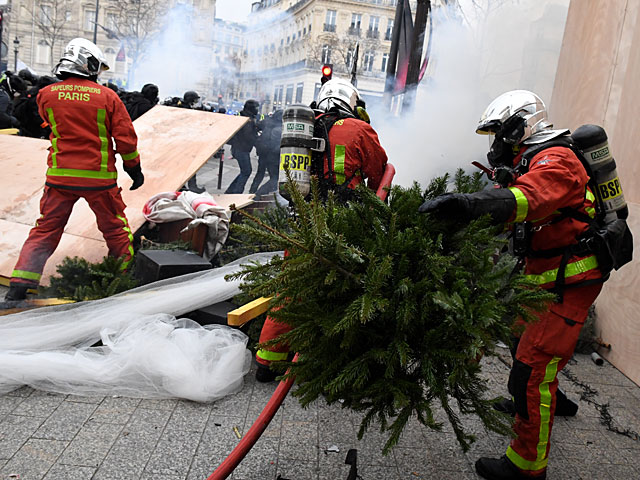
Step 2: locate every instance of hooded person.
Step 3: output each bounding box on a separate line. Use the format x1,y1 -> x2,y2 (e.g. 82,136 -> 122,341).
5,38 -> 143,302
224,99 -> 260,194
0,72 -> 27,128
125,83 -> 159,121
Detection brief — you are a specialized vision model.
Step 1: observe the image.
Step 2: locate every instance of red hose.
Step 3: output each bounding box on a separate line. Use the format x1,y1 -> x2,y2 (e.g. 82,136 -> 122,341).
207,353 -> 299,480
376,163 -> 396,201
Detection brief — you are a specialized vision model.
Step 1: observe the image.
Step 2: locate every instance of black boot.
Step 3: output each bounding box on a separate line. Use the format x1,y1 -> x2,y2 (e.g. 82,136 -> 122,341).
555,388 -> 578,416
4,285 -> 29,302
475,455 -> 546,480
493,398 -> 516,417
255,364 -> 278,383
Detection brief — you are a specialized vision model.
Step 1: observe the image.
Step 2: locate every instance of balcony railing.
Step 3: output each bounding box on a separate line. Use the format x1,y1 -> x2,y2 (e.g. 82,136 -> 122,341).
348,26 -> 361,36
323,23 -> 336,32
366,28 -> 379,39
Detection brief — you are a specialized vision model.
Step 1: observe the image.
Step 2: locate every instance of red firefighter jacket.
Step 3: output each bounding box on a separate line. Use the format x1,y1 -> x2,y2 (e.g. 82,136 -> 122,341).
37,77 -> 140,190
323,117 -> 388,191
507,145 -> 601,317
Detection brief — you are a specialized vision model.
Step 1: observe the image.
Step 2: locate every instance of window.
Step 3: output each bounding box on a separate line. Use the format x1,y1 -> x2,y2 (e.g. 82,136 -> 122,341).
285,84 -> 294,105
381,53 -> 389,72
295,82 -> 304,103
385,19 -> 394,41
104,47 -> 116,67
324,9 -> 336,32
368,16 -> 379,34
351,13 -> 362,29
321,44 -> 332,64
363,51 -> 375,72
40,5 -> 53,27
35,40 -> 51,64
84,10 -> 95,31
106,13 -> 117,30
65,10 -> 72,21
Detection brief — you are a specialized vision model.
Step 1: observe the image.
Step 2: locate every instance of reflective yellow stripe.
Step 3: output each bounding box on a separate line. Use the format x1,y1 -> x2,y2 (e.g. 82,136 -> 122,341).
256,349 -> 288,362
334,144 -> 346,184
116,214 -> 134,270
121,150 -> 139,161
585,188 -> 596,218
47,108 -> 60,168
508,186 -> 528,222
506,444 -> 549,471
11,269 -> 42,281
525,255 -> 599,285
537,356 -> 560,462
46,168 -> 118,179
97,109 -> 108,171
586,189 -> 595,203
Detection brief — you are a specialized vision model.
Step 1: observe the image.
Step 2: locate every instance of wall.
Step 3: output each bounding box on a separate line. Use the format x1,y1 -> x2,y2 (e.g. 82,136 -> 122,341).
550,0 -> 640,385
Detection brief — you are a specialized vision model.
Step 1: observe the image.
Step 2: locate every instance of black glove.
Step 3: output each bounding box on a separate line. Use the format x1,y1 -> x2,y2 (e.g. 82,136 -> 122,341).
123,164 -> 144,190
419,193 -> 472,222
419,189 -> 516,225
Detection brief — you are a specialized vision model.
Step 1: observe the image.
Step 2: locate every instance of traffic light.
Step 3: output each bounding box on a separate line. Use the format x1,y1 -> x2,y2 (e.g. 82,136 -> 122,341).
321,64 -> 333,84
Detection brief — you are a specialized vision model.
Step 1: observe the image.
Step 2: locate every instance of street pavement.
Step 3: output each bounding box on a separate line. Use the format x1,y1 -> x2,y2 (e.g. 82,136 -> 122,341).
1,152 -> 640,479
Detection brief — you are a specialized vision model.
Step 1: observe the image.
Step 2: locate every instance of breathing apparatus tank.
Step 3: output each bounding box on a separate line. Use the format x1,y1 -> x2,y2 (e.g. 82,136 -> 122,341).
279,105 -> 325,200
571,125 -> 628,220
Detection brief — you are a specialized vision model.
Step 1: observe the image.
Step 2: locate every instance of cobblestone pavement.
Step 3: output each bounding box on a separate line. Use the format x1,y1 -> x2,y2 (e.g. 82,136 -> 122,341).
1,153 -> 640,479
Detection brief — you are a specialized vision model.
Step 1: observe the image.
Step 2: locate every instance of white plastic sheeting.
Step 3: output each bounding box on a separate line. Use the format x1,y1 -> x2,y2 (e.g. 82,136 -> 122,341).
0,252 -> 280,402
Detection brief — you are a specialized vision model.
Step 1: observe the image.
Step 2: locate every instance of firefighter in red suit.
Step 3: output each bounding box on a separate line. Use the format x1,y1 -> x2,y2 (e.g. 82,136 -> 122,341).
255,78 -> 388,382
5,38 -> 144,302
419,90 -> 603,480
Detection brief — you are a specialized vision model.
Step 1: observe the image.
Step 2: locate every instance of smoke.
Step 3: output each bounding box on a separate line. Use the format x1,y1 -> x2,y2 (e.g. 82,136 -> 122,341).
129,3 -> 217,100
373,0 -> 569,189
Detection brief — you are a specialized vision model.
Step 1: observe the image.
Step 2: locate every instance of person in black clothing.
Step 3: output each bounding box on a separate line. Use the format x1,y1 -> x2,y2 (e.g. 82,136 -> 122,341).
126,83 -> 159,121
0,72 -> 27,129
224,99 -> 260,194
250,109 -> 283,196
13,75 -> 56,138
179,90 -> 200,109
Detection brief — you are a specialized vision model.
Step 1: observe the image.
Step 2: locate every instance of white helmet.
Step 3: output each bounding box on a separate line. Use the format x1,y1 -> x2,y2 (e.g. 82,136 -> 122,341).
476,90 -> 553,145
53,38 -> 109,79
316,78 -> 360,115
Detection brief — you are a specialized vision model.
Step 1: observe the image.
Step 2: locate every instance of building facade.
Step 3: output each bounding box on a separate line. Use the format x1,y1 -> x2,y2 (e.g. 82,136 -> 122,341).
240,0 -> 409,113
0,0 -> 216,92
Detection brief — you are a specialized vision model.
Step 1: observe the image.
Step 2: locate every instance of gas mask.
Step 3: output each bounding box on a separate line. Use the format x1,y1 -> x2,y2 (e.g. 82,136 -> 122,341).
487,113 -> 526,187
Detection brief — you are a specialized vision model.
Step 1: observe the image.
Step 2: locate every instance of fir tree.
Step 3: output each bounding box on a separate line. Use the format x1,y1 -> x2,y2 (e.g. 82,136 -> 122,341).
229,170 -> 553,453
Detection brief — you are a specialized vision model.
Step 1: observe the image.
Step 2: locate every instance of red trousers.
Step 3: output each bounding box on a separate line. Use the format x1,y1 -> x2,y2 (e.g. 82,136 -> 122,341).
11,186 -> 134,287
506,283 -> 602,476
256,250 -> 291,366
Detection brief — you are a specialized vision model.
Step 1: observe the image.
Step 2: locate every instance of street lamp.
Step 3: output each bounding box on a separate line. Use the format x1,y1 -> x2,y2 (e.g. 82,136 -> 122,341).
13,36 -> 19,72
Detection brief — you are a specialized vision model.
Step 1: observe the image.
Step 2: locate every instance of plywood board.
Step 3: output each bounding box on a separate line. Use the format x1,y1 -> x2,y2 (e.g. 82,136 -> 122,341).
594,202 -> 640,386
0,106 -> 250,283
549,0 -> 629,128
552,0 -> 640,385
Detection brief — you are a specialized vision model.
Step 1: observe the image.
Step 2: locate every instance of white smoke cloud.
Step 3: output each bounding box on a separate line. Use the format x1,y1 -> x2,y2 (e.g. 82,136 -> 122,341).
129,3 -> 216,100
374,0 -> 569,189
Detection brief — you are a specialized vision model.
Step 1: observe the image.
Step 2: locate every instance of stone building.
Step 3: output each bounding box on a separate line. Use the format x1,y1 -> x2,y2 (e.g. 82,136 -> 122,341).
240,0 -> 414,112
0,0 -> 216,92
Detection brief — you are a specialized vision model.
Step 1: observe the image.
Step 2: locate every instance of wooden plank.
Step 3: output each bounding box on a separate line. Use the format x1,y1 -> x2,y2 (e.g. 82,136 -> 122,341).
0,298 -> 76,316
552,0 -> 640,385
0,107 -> 249,283
0,219 -> 109,284
227,297 -> 272,327
595,202 -> 640,386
